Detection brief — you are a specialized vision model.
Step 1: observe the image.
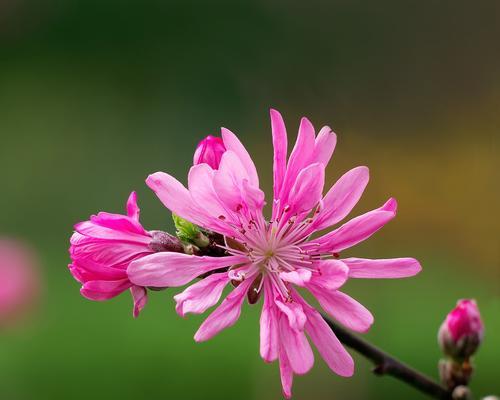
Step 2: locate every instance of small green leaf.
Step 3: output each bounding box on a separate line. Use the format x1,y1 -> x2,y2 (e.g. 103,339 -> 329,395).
172,214 -> 201,242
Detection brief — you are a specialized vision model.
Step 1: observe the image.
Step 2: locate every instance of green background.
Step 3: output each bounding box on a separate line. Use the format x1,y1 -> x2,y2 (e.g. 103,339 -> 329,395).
0,1 -> 498,399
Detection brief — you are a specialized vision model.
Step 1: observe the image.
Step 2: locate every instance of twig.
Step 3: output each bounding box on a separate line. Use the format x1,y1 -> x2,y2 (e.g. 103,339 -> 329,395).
322,314 -> 452,399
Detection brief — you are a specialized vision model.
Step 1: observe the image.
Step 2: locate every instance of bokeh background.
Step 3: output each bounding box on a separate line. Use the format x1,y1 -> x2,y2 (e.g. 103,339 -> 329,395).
0,1 -> 499,399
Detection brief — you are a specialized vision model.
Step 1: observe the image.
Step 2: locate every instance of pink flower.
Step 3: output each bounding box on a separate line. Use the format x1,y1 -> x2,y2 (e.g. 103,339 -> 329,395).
438,299 -> 484,360
128,109 -> 421,397
0,238 -> 41,328
69,192 -> 159,317
193,135 -> 226,169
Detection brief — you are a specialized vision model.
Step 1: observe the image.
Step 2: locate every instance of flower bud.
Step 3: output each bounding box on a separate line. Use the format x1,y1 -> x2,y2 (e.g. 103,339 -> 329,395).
69,192 -> 158,318
193,135 -> 226,169
438,299 -> 484,360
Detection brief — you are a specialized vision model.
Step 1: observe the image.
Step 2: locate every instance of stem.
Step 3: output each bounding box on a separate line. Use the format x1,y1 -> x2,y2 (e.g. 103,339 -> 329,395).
322,315 -> 452,399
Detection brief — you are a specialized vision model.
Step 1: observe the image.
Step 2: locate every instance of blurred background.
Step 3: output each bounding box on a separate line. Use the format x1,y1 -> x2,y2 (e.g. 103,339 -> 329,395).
0,1 -> 498,399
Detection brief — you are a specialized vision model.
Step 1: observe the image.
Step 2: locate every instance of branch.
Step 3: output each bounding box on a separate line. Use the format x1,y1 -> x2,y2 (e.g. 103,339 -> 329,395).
322,314 -> 452,399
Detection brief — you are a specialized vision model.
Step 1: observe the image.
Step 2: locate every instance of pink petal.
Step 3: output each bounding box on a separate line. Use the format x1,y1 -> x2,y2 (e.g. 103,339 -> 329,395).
287,163 -> 325,215
75,220 -> 151,244
221,127 -> 259,187
146,172 -> 209,228
194,278 -> 252,342
174,272 -> 230,317
312,289 -> 374,333
187,164 -> 236,236
70,234 -> 151,271
80,278 -> 131,301
212,150 -> 251,211
260,279 -> 279,362
126,191 -> 140,221
275,299 -> 307,331
270,109 -> 288,205
89,210 -> 147,236
343,257 -> 422,279
314,198 -> 397,253
312,126 -> 337,166
301,300 -> 354,377
127,253 -> 246,287
313,166 -> 370,231
241,179 -> 266,212
278,345 -> 294,399
131,285 -> 147,318
69,261 -> 126,283
279,117 -> 316,204
308,259 -> 349,291
278,309 -> 314,374
279,269 -> 312,287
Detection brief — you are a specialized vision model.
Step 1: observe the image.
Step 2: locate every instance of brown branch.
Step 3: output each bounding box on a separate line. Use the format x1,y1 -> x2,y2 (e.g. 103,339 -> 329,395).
322,315 -> 452,399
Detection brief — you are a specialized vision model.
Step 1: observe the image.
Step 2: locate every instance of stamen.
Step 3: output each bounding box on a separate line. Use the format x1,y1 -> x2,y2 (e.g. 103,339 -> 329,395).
247,274 -> 263,304
269,272 -> 290,301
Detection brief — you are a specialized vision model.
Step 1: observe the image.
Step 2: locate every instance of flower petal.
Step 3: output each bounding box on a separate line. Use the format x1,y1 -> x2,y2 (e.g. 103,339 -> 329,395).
74,220 -> 151,244
194,278 -> 252,342
174,272 -> 230,317
241,179 -> 266,212
126,191 -> 140,221
278,345 -> 294,399
212,150 -> 251,211
275,299 -> 307,332
279,117 -> 316,205
146,172 -> 208,228
343,257 -> 422,279
313,198 -> 397,253
80,278 -> 131,301
308,259 -> 349,291
127,253 -> 246,287
260,279 -> 279,362
313,166 -> 370,231
70,233 -> 151,271
311,289 -> 374,333
131,285 -> 148,318
287,163 -> 325,215
270,109 -> 288,206
221,127 -> 259,187
301,300 -> 354,377
312,126 -> 337,166
187,164 -> 236,236
278,308 -> 314,374
279,269 -> 312,287
69,260 -> 127,283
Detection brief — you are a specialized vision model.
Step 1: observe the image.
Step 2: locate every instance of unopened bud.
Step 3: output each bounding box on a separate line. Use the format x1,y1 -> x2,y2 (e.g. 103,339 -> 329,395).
193,135 -> 226,169
438,299 -> 484,361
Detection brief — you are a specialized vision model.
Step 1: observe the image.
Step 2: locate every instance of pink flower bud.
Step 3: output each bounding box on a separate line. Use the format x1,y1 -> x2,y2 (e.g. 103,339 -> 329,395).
68,192 -> 153,318
69,192 -> 185,318
438,299 -> 484,360
193,135 -> 226,169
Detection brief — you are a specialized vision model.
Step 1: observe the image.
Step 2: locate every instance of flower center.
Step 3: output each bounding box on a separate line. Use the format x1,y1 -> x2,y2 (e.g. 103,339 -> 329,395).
219,213 -> 318,301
